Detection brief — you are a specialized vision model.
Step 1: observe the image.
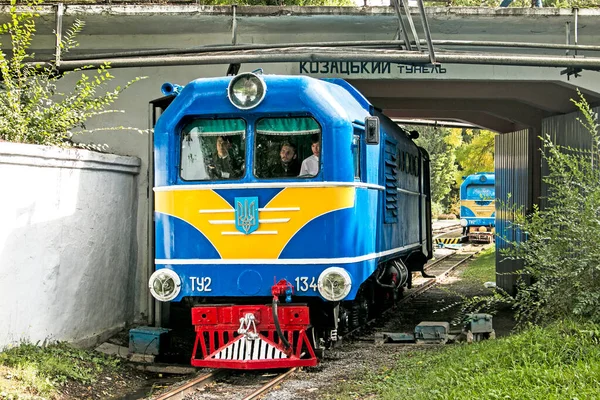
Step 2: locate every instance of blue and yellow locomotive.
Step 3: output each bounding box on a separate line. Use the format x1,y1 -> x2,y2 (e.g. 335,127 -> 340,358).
149,71 -> 433,369
460,173 -> 496,243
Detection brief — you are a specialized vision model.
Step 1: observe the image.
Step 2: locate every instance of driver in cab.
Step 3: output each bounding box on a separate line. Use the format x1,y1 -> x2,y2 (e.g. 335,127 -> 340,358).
267,142 -> 301,178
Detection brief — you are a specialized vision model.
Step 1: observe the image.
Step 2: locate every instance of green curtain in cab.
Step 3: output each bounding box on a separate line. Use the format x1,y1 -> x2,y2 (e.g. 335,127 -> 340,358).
256,117 -> 321,136
184,119 -> 246,136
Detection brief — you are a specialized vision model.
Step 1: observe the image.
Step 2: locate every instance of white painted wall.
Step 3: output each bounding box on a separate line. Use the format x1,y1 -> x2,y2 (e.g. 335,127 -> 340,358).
0,142 -> 141,349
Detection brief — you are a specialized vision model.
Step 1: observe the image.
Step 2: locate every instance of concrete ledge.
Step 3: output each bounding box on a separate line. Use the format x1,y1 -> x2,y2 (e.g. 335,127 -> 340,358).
2,4 -> 597,18
0,142 -> 141,175
72,323 -> 127,349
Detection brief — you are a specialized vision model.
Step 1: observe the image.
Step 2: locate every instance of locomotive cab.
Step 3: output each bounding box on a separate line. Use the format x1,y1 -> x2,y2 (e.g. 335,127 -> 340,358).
460,173 -> 496,243
149,72 -> 432,369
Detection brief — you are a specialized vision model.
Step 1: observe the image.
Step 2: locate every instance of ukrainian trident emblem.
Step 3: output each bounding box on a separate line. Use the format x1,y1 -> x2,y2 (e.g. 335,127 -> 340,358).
234,197 -> 259,235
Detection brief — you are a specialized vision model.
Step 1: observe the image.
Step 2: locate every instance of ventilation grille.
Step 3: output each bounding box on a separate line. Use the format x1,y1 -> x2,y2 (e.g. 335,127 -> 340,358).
384,139 -> 398,223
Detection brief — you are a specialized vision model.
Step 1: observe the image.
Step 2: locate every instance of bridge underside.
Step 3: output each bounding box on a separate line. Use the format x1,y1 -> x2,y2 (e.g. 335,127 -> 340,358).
349,79 -> 600,133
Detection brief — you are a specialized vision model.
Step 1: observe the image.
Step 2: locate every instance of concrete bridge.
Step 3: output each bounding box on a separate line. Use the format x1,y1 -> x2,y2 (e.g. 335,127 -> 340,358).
20,4 -> 600,132
3,4 -> 600,328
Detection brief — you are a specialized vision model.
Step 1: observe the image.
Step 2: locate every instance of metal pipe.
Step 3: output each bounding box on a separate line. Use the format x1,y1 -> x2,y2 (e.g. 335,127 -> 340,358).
574,7 -> 579,57
231,4 -> 237,46
566,21 -> 571,56
400,0 -> 422,52
390,0 -> 412,51
392,118 -> 477,128
50,49 -> 600,71
147,101 -> 155,327
54,3 -> 63,64
429,39 -> 600,51
416,0 -> 436,64
59,39 -> 600,62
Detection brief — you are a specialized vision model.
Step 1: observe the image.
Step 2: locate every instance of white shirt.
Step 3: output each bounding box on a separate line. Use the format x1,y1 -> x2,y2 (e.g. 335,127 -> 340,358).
299,155 -> 319,176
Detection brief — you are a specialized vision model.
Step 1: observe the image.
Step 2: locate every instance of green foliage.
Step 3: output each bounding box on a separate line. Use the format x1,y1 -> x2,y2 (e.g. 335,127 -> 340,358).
414,126 -> 461,215
451,90 -> 600,328
0,0 -> 145,146
460,244 -> 496,282
327,320 -> 600,400
444,0 -> 599,6
0,342 -> 121,398
434,245 -> 513,326
198,0 -> 354,5
500,90 -> 600,325
454,129 -> 495,183
542,0 -> 599,7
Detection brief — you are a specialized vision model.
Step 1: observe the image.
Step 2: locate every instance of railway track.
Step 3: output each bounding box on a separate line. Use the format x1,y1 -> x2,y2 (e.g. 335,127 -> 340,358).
345,243 -> 491,340
432,221 -> 462,238
147,244 -> 490,400
148,367 -> 298,400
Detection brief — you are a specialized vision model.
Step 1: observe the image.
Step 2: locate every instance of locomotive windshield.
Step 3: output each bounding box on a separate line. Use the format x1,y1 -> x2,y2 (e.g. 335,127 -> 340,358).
466,185 -> 494,201
254,117 -> 322,179
179,118 -> 246,181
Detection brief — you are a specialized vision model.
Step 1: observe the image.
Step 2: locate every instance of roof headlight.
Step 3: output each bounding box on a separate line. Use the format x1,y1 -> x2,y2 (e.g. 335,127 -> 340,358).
227,72 -> 266,110
149,269 -> 181,302
317,267 -> 352,302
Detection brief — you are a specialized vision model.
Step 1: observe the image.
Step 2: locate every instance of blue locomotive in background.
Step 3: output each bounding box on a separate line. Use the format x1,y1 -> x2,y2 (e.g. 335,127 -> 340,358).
460,172 -> 496,243
149,71 -> 433,369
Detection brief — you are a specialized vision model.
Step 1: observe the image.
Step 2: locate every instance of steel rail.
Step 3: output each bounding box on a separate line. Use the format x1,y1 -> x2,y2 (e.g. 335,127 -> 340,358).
433,227 -> 463,240
151,369 -> 226,400
55,39 -> 600,62
344,247 -> 483,339
432,222 -> 462,234
242,368 -> 298,400
433,247 -> 484,282
47,48 -> 600,71
421,251 -> 456,272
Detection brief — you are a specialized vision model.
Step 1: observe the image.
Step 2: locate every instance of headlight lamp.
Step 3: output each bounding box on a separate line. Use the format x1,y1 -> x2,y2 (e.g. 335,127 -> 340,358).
227,72 -> 266,110
460,218 -> 468,227
149,269 -> 181,302
317,267 -> 352,302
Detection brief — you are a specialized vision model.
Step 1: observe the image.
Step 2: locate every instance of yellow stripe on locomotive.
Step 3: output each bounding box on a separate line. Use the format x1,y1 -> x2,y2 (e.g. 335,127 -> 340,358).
154,186 -> 355,259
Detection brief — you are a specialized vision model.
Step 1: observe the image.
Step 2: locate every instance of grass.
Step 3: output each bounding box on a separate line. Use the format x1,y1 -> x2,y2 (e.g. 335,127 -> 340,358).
325,247 -> 600,399
0,342 -> 122,399
328,320 -> 600,400
460,244 -> 496,284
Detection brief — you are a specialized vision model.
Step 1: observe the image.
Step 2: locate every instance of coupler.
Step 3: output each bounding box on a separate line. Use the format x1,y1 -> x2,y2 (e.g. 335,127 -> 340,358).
190,281 -> 318,369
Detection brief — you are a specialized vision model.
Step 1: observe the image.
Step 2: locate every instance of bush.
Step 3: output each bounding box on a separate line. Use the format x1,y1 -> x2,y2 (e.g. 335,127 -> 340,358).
503,90 -> 600,325
0,0 -> 145,146
456,90 -> 600,327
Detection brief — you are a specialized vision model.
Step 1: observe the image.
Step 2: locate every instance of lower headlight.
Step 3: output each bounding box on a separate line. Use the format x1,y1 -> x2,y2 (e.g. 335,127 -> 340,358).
460,218 -> 468,227
149,269 -> 181,302
317,267 -> 352,302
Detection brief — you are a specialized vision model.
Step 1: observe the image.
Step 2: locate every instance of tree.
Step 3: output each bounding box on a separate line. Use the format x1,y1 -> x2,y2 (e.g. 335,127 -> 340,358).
0,0 -> 145,146
503,91 -> 600,324
454,129 -> 495,182
443,0 -> 598,7
199,0 -> 354,5
414,125 -> 461,216
455,91 -> 600,326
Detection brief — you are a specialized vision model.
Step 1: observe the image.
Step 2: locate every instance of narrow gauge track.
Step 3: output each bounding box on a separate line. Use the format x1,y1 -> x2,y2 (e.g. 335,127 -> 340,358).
148,246 -> 489,400
345,243 -> 491,339
432,222 -> 462,237
148,368 -> 298,400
